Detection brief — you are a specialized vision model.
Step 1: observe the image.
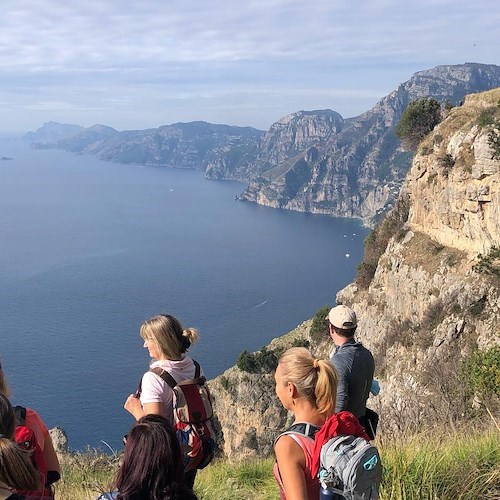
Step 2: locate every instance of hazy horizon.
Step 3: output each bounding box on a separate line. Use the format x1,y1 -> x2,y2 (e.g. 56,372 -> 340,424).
1,1 -> 499,133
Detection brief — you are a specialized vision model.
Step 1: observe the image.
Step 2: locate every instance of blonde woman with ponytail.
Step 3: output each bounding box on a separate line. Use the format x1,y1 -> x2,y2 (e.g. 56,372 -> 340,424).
123,314 -> 203,488
0,394 -> 39,500
273,347 -> 338,500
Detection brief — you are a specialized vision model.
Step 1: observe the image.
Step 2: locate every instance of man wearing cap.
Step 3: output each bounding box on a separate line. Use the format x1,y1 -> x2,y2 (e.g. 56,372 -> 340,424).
327,305 -> 375,423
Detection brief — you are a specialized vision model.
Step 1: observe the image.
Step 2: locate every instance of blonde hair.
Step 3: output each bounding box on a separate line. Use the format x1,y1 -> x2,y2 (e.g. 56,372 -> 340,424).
140,314 -> 199,360
0,394 -> 39,491
278,347 -> 337,417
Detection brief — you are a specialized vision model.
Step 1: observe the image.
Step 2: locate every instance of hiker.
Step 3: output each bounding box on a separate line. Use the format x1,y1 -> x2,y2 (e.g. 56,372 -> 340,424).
327,305 -> 376,436
124,313 -> 206,487
98,414 -> 197,500
273,347 -> 338,500
0,361 -> 61,493
0,393 -> 39,500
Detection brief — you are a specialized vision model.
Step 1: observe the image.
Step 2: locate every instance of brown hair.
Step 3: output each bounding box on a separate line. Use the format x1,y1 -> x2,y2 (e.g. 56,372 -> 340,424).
0,362 -> 10,398
0,394 -> 39,491
140,314 -> 199,361
115,414 -> 197,499
278,347 -> 337,417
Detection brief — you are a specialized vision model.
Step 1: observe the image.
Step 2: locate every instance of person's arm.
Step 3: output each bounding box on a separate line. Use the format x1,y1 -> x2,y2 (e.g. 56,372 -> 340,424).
274,435 -> 309,500
43,434 -> 61,481
25,408 -> 61,485
124,371 -> 169,420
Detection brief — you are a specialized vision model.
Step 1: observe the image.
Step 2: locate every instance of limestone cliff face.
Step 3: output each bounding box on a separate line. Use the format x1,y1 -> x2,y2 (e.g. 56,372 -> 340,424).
204,110 -> 343,182
209,323 -> 310,461
208,88 -> 500,461
236,63 -> 500,225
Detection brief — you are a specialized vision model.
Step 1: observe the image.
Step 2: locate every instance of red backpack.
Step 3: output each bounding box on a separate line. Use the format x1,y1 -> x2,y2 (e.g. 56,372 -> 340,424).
138,360 -> 216,471
13,406 -> 54,499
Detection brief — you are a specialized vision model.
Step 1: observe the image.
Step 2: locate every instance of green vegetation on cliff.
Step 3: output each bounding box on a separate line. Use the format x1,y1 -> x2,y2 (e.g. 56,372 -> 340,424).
395,98 -> 442,150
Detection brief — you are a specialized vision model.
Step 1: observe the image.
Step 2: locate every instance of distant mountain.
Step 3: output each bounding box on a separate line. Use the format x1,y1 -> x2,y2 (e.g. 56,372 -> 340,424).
230,63 -> 500,224
24,121 -> 84,145
27,121 -> 264,171
25,63 -> 500,224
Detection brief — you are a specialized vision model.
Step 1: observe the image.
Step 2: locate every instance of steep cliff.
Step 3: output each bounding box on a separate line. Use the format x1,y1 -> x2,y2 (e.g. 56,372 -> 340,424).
205,109 -> 344,181
235,63 -> 500,225
209,88 -> 500,461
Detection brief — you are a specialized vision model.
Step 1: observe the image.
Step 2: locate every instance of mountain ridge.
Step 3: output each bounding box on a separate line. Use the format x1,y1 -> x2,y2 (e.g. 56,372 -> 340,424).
25,63 -> 500,225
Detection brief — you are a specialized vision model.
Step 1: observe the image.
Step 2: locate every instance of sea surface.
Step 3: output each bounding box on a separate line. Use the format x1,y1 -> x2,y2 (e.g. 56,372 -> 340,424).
0,136 -> 369,451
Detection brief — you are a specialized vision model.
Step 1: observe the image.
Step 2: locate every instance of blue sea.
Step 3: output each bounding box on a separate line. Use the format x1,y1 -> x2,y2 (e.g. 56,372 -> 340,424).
0,136 -> 368,451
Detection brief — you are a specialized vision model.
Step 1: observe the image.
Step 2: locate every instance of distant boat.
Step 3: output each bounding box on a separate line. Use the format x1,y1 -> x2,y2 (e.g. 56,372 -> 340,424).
345,253 -> 350,258
1,156 -> 13,161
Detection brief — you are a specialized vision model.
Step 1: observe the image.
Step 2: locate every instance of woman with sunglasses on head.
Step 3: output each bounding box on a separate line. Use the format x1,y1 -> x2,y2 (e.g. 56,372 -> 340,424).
0,362 -> 60,496
98,414 -> 197,500
123,314 -> 204,487
0,393 -> 39,500
273,347 -> 338,500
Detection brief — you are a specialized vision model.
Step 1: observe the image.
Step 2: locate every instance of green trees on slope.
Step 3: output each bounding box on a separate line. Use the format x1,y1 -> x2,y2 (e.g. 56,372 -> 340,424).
396,98 -> 442,150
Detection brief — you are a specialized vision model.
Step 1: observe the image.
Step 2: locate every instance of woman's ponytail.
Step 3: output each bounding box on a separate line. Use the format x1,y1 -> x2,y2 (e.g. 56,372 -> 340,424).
181,328 -> 199,352
314,359 -> 337,417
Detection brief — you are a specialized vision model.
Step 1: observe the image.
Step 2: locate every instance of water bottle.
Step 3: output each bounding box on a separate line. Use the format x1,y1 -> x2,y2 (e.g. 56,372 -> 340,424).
320,487 -> 344,499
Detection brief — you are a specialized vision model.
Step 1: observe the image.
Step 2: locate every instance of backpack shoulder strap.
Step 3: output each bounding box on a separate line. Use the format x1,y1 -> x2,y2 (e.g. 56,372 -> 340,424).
151,359 -> 204,389
14,405 -> 27,426
193,359 -> 201,378
151,367 -> 178,389
274,423 -> 320,446
287,422 -> 319,439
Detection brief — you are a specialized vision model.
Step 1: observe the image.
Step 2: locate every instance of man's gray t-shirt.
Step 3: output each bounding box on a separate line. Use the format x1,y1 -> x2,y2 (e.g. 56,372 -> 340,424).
330,338 -> 375,418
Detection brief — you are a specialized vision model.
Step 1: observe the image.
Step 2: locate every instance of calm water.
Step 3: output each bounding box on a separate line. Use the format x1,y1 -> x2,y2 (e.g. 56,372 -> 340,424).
0,136 -> 368,450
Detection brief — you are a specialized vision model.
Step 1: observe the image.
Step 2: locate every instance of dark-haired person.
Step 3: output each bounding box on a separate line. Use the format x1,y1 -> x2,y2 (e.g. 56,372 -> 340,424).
98,414 -> 197,500
0,362 -> 60,492
0,394 -> 39,500
327,305 -> 375,426
123,314 -> 204,487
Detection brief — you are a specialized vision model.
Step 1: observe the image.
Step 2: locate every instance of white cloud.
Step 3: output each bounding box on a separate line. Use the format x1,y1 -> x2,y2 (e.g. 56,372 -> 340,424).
0,0 -> 498,131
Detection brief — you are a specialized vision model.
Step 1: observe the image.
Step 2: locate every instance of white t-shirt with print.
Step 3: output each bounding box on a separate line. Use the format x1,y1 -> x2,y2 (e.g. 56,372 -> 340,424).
140,356 -> 201,423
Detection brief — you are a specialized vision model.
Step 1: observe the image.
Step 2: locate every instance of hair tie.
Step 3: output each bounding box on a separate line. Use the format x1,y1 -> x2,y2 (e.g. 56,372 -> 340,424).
181,336 -> 191,352
313,359 -> 320,369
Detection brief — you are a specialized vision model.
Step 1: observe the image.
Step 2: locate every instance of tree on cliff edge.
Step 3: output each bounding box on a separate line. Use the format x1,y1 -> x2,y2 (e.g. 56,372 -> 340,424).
396,98 -> 442,150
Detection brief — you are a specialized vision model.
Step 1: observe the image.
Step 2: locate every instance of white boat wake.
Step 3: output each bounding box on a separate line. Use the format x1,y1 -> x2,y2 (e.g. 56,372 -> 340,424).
252,300 -> 268,309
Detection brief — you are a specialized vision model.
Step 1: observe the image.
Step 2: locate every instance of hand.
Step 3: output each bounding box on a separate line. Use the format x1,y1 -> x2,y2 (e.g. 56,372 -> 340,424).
124,394 -> 143,419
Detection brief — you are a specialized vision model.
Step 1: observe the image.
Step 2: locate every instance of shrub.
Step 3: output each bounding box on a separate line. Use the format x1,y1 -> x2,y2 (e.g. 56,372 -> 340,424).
469,295 -> 487,317
396,98 -> 442,150
473,246 -> 500,277
439,153 -> 455,173
309,305 -> 331,344
236,347 -> 278,373
355,194 -> 410,290
477,107 -> 496,127
236,350 -> 257,373
461,346 -> 500,401
488,119 -> 500,160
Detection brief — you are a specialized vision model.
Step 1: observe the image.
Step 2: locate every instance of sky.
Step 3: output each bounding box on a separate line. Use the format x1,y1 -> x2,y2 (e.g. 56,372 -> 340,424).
1,0 -> 499,133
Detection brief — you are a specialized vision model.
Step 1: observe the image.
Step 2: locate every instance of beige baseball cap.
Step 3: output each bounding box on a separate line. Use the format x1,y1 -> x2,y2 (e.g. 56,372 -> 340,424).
327,305 -> 357,329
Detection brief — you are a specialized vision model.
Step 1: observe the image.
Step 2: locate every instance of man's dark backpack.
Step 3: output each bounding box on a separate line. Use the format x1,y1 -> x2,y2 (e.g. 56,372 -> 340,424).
359,408 -> 379,441
138,360 -> 216,471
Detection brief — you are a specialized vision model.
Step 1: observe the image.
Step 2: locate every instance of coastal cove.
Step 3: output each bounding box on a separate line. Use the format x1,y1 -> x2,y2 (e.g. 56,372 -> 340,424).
0,136 -> 368,451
